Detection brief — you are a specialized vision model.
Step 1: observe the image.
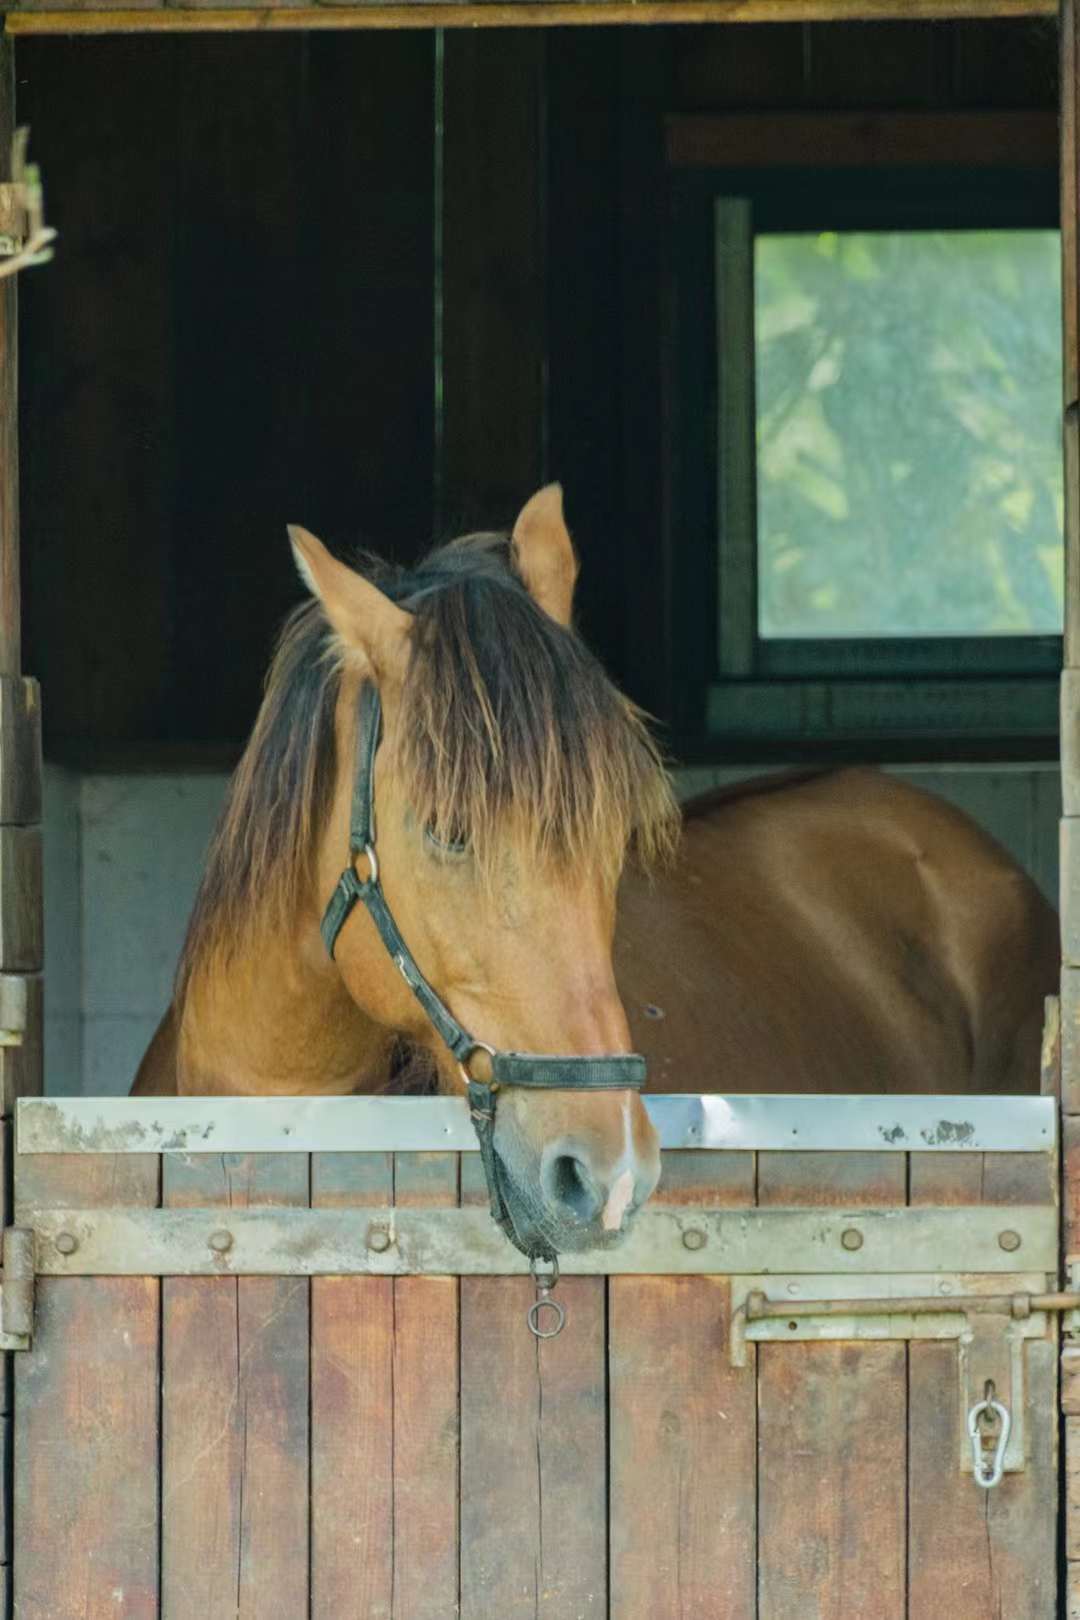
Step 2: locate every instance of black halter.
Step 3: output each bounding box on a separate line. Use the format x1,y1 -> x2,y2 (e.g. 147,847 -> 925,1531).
320,682 -> 647,1259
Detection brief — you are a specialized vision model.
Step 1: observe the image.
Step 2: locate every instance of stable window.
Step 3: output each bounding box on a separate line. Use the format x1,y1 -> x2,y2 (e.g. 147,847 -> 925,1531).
668,113 -> 1063,754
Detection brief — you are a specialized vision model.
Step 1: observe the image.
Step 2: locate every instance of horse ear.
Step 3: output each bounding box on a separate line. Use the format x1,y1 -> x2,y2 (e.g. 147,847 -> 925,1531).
511,484 -> 578,627
287,525 -> 412,678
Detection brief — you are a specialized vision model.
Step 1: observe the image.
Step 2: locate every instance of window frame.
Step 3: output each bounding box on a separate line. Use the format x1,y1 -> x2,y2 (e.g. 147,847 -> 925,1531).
665,112 -> 1062,758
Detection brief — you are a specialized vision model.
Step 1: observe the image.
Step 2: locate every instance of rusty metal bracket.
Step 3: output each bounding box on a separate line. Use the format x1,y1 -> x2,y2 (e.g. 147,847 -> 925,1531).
730,1277 -> 1073,1477
0,1227 -> 33,1350
0,128 -> 56,278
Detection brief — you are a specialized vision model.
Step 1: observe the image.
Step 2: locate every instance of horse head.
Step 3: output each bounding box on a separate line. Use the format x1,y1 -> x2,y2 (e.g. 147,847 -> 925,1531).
289,488 -> 678,1255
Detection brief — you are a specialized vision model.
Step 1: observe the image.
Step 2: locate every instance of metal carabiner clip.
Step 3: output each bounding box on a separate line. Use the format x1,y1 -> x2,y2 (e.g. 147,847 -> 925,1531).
967,1381 -> 1012,1490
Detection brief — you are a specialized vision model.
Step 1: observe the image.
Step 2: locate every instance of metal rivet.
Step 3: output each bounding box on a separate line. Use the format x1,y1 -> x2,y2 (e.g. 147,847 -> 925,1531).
998,1229 -> 1022,1253
367,1225 -> 393,1254
786,1282 -> 800,1296
207,1229 -> 233,1254
840,1228 -> 864,1251
54,1231 -> 78,1256
682,1228 -> 707,1251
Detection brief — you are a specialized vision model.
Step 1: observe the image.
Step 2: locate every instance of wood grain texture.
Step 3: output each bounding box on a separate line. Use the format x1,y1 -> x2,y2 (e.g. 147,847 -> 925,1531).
3,0 -> 1059,31
442,31 -> 545,531
392,1153 -> 459,1620
908,1154 -> 1058,1619
756,1153 -> 906,1620
310,1152 -> 393,1620
460,1155 -> 607,1619
669,108 -> 1057,168
0,679 -> 40,825
0,40 -> 17,680
161,1153 -> 309,1620
13,1153 -> 160,1620
0,829 -> 40,973
610,1150 -> 755,1619
1065,0 -> 1079,419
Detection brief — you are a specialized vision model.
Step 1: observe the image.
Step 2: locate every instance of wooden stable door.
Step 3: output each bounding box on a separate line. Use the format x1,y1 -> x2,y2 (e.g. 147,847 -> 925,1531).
5,1097 -> 1063,1620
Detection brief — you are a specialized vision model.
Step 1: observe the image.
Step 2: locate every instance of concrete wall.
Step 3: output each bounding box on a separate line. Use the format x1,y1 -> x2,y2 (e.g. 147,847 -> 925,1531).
41,762 -> 1063,1097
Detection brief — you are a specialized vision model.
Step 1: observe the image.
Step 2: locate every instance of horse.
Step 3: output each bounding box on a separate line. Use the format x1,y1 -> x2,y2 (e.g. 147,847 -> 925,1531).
133,485 -> 1060,1254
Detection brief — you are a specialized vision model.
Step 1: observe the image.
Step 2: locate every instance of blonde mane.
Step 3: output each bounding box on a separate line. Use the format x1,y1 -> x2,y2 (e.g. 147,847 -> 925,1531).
178,532 -> 679,1000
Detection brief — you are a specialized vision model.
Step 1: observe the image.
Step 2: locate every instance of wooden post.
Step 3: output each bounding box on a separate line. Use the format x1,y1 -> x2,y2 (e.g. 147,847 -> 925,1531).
1059,4 -> 1080,1609
0,35 -> 44,1614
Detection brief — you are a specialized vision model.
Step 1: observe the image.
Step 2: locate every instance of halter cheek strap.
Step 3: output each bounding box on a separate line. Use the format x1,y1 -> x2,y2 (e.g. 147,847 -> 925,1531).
320,682 -> 646,1259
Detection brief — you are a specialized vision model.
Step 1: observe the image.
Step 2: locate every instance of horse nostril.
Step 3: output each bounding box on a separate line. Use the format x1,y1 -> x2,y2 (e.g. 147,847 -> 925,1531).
545,1153 -> 602,1223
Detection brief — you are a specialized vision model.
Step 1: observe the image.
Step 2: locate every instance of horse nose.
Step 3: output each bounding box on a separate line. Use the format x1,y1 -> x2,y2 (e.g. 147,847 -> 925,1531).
540,1145 -> 655,1232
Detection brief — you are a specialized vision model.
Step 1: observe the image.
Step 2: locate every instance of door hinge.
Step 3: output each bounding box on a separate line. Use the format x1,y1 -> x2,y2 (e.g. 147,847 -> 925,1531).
0,1227 -> 34,1350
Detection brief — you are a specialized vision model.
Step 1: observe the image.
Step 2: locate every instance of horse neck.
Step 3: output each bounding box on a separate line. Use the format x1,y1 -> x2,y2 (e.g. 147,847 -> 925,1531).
176,918 -> 392,1097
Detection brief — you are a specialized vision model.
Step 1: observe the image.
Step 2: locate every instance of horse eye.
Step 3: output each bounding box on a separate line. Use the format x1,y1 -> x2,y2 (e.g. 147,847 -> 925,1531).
424,822 -> 470,857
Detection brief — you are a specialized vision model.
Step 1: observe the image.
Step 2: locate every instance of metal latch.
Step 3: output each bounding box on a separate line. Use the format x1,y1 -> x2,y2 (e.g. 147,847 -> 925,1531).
0,1228 -> 34,1350
0,128 -> 56,278
730,1276 -> 1080,1487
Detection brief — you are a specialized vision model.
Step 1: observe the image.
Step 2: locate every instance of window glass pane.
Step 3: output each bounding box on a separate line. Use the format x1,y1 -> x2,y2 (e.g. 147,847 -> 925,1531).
754,230 -> 1063,639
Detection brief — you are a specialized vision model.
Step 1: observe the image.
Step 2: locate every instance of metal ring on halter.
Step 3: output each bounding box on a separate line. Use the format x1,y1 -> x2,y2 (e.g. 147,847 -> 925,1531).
527,1294 -> 566,1339
527,1253 -> 565,1339
356,842 -> 379,887
459,1041 -> 498,1089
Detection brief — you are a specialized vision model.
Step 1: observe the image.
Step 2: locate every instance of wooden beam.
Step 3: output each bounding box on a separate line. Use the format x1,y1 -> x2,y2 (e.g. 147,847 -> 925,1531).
669,109 -> 1059,170
0,40 -> 15,678
3,0 -> 1057,35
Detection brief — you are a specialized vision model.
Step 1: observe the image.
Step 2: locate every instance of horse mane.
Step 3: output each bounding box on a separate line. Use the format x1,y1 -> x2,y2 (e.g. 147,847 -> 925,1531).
177,531 -> 679,1000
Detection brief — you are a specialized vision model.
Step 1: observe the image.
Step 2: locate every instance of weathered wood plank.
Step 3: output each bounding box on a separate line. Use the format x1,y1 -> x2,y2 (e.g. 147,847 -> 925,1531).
13,1153 -> 160,1620
1064,0 -> 1079,418
3,0 -> 1060,33
610,1150 -> 755,1619
161,1153 -> 309,1620
756,1153 -> 906,1620
0,680 -> 39,825
0,830 -> 40,972
460,1155 -> 608,1619
392,1153 -> 459,1620
0,41 -> 17,682
442,32 -> 545,531
909,1155 -> 1058,1619
310,1152 -> 393,1620
669,109 -> 1057,169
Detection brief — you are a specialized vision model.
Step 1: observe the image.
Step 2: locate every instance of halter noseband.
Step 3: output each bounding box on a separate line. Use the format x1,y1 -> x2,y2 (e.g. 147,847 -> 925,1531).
320,681 -> 647,1259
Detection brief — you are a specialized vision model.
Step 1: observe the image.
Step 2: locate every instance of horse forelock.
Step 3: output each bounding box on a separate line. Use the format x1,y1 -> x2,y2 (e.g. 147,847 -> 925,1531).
395,535 -> 679,892
177,531 -> 678,1001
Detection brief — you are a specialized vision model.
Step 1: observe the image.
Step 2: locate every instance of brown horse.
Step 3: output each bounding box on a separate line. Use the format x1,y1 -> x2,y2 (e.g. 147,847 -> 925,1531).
134,486 -> 1059,1250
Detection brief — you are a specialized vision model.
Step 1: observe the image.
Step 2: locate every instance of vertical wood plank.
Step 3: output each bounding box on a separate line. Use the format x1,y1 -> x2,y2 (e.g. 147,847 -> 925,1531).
609,1150 -> 756,1620
13,1154 -> 160,1620
161,1153 -> 309,1620
756,1153 -> 906,1620
1064,0 -> 1078,421
17,39 -> 174,748
909,1153 -> 1058,1620
459,1156 -> 607,1619
301,35 -> 435,567
392,1152 -> 459,1620
0,38 -> 18,681
310,1152 -> 394,1620
442,32 -> 546,532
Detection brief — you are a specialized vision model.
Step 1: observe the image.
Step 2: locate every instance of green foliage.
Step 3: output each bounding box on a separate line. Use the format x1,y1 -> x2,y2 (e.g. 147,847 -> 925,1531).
754,229 -> 1063,639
